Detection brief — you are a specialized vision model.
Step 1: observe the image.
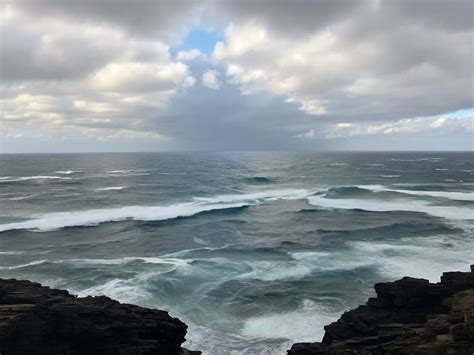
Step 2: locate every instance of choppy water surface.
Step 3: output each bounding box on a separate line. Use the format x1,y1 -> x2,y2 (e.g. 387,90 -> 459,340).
0,152 -> 473,354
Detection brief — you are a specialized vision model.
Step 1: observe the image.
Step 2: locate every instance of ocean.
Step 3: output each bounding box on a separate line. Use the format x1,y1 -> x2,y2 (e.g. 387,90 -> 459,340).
0,151 -> 472,354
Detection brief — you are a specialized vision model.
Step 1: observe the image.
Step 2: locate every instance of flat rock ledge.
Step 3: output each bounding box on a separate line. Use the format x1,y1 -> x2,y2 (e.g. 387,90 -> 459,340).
289,265 -> 474,355
0,278 -> 200,355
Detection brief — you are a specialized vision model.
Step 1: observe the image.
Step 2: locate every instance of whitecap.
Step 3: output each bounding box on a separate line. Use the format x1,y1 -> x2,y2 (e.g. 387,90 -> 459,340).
358,184 -> 474,201
194,189 -> 311,204
54,170 -> 81,175
0,260 -> 48,269
242,299 -> 338,342
94,186 -> 128,191
0,176 -> 72,183
6,194 -> 41,201
106,169 -> 148,174
348,236 -> 473,281
0,251 -> 25,255
0,189 -> 310,232
0,201 -> 249,232
379,175 -> 400,178
307,195 -> 474,220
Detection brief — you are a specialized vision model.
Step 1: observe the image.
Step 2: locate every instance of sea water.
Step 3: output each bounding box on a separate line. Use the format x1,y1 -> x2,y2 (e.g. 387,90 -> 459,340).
0,151 -> 472,354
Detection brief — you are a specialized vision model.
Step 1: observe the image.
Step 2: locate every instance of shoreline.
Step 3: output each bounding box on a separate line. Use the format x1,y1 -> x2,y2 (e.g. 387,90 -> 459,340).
1,265 -> 473,354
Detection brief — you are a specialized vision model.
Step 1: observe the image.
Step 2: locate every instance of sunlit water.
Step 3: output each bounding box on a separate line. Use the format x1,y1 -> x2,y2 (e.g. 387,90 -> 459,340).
0,152 -> 473,354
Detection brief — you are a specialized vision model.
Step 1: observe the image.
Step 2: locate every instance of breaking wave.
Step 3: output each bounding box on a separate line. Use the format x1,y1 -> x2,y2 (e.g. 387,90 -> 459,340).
0,189 -> 310,232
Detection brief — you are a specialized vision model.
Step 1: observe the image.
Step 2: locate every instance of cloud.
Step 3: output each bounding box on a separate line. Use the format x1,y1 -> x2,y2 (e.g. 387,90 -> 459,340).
176,48 -> 204,61
201,70 -> 221,90
1,0 -> 473,152
211,1 -> 473,120
0,2 -> 196,145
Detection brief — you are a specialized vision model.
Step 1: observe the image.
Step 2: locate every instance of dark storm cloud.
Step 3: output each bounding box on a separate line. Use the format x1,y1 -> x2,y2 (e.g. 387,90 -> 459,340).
12,0 -> 202,38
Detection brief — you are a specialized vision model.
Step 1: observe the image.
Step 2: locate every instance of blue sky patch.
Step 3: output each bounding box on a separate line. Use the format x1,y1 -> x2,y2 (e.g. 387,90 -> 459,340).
173,29 -> 224,55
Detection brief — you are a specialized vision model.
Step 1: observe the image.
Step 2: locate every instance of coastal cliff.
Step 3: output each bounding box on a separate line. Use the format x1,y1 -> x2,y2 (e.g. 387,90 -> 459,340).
1,266 -> 473,355
0,279 -> 200,355
289,265 -> 474,355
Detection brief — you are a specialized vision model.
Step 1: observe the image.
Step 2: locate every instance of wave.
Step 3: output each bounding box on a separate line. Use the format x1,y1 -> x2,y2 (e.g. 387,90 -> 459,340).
55,170 -> 82,175
0,189 -> 309,232
95,186 -> 128,191
194,189 -> 310,204
0,202 -> 248,232
242,299 -> 338,343
0,251 -> 25,255
0,175 -> 72,183
307,195 -> 473,220
379,175 -> 400,178
435,168 -> 449,171
0,260 -> 49,270
5,194 -> 41,201
358,185 -> 474,201
243,176 -> 273,184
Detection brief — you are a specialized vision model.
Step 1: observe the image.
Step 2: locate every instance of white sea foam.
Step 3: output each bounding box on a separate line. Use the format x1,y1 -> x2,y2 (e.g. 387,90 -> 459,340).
59,256 -> 192,268
0,260 -> 48,269
0,201 -> 249,232
358,184 -> 474,201
379,175 -> 401,178
0,251 -> 25,255
55,170 -> 81,175
6,194 -> 41,201
242,299 -> 338,342
240,260 -> 313,281
194,189 -> 311,204
95,186 -> 128,191
240,251 -> 374,282
348,236 -> 474,281
307,195 -> 474,220
0,175 -> 72,183
0,189 -> 309,232
106,169 -> 148,174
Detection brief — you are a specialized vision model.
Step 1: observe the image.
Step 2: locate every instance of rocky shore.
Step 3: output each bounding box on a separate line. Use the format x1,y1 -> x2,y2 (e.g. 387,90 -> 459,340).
289,265 -> 474,355
0,278 -> 200,355
1,266 -> 473,355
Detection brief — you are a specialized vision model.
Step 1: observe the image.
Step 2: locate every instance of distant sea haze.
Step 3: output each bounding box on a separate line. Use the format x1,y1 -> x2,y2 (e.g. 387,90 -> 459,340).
0,151 -> 473,354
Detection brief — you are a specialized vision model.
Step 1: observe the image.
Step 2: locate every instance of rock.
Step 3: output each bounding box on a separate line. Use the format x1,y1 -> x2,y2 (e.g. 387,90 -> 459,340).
288,265 -> 474,355
0,278 -> 200,355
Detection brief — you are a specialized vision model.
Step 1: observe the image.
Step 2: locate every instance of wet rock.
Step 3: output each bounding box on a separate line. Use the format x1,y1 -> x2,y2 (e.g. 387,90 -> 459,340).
0,279 -> 200,355
289,265 -> 474,355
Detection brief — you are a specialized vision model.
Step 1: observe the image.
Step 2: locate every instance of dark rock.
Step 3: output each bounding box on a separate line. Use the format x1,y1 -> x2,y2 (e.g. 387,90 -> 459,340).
289,265 -> 474,355
0,278 -> 200,355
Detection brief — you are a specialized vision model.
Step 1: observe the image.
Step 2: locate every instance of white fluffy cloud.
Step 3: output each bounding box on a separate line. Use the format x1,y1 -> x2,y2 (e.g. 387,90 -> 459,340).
211,2 -> 473,121
176,49 -> 204,61
1,0 -> 473,151
0,2 -> 196,143
201,70 -> 221,90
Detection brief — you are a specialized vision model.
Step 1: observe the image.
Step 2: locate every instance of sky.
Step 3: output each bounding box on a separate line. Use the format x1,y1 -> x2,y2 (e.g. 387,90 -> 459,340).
0,0 -> 473,153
